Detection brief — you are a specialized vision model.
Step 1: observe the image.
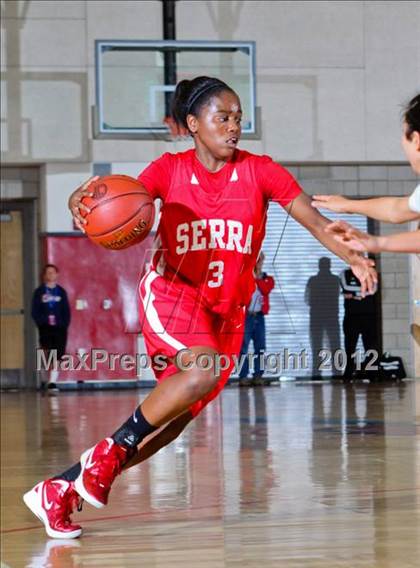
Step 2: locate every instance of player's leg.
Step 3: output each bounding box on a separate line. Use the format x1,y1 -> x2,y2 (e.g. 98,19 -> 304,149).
124,305 -> 247,470
112,303 -> 246,472
23,273 -> 243,539
23,414 -> 193,541
122,411 -> 193,470
67,344 -> 220,499
137,345 -> 221,424
23,347 -> 219,538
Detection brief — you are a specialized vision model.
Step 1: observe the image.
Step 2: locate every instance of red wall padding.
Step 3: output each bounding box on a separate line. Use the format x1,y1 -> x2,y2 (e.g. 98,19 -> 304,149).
43,234 -> 154,381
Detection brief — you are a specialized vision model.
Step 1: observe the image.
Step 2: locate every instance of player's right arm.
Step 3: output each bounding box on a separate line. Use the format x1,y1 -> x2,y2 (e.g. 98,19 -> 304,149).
68,154 -> 172,232
256,157 -> 377,295
68,175 -> 99,232
68,171 -> 160,232
311,194 -> 420,224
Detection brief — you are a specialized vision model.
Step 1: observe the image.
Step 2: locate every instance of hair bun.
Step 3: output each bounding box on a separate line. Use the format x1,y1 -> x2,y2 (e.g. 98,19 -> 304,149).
171,76 -> 234,130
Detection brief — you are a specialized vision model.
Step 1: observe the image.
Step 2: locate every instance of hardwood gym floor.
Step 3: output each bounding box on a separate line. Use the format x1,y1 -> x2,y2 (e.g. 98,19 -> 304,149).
1,382 -> 419,567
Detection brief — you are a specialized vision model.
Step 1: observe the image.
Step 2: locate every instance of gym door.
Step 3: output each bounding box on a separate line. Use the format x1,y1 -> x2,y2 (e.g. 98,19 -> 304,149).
0,201 -> 36,388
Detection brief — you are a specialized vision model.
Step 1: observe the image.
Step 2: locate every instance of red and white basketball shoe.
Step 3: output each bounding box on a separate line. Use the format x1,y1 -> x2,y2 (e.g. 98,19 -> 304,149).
74,437 -> 130,508
23,479 -> 82,539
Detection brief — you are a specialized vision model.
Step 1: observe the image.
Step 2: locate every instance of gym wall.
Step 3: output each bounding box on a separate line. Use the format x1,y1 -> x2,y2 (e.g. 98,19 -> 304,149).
1,1 -> 419,378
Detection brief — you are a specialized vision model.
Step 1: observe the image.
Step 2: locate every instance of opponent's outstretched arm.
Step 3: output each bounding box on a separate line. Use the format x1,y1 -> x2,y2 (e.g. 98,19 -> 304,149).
325,221 -> 420,254
311,194 -> 419,224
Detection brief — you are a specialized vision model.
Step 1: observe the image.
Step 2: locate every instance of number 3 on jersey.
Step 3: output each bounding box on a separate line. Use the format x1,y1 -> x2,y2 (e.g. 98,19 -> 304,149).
208,260 -> 224,288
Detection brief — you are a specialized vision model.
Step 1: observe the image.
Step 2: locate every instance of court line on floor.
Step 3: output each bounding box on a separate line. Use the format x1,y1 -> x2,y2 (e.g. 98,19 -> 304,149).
3,486 -> 420,535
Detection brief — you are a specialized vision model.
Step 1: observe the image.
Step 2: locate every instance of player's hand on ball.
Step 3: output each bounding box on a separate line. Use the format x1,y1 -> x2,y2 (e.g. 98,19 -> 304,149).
68,176 -> 99,232
311,194 -> 350,213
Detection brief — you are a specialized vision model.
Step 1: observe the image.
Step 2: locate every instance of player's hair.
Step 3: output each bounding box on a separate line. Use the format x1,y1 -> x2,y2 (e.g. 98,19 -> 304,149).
43,263 -> 59,274
171,76 -> 237,129
403,94 -> 420,139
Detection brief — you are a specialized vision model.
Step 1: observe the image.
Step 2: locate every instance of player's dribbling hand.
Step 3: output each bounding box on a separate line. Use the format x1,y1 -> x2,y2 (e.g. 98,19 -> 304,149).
68,176 -> 99,232
311,195 -> 350,213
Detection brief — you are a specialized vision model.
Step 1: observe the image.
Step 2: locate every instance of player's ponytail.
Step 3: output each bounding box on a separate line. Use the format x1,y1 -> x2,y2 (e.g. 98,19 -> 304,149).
403,93 -> 420,138
171,76 -> 236,130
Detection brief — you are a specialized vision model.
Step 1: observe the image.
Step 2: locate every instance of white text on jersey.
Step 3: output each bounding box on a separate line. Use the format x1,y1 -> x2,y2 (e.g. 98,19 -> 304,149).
176,219 -> 253,255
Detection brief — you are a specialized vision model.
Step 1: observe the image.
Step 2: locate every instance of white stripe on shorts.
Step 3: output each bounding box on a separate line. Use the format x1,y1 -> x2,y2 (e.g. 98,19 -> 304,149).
140,270 -> 187,352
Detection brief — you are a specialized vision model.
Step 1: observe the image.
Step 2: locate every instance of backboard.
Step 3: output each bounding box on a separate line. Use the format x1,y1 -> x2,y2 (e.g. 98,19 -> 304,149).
94,40 -> 257,139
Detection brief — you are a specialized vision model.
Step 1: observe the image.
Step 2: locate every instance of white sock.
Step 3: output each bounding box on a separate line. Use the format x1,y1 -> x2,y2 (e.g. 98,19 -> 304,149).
49,369 -> 59,383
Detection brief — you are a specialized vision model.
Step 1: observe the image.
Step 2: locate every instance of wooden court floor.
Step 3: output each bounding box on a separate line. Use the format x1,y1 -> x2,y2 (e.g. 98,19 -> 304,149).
1,382 -> 419,567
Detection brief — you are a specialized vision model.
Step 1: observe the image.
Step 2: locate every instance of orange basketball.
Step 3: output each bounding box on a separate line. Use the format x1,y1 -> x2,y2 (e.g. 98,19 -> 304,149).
81,175 -> 155,250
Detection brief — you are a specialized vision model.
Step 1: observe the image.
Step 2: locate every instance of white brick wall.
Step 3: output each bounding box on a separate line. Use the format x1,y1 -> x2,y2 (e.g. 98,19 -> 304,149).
379,219 -> 412,374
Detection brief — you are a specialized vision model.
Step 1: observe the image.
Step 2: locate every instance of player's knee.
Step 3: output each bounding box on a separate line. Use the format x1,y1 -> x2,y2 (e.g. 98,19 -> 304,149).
184,365 -> 218,401
177,348 -> 219,401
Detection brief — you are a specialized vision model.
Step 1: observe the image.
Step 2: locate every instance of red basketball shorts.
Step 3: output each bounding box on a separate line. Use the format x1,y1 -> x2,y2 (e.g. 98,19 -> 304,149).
138,269 -> 245,417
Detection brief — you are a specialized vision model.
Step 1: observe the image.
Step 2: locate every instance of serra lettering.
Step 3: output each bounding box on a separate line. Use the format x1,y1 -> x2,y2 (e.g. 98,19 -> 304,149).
175,219 -> 253,254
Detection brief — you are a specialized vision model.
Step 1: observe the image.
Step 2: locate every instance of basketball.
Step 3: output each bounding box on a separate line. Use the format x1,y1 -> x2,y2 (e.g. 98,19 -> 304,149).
81,175 -> 155,250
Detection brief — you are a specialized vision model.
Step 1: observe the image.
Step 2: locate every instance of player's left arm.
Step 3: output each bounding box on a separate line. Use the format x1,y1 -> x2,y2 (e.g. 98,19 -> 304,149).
284,192 -> 377,295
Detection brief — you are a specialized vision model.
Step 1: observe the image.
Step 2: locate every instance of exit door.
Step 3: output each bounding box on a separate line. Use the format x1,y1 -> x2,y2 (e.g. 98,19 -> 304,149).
0,201 -> 36,388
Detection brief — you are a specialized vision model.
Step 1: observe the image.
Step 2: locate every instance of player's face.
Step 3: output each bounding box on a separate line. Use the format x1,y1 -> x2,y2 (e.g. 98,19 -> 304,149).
401,122 -> 420,175
188,91 -> 242,161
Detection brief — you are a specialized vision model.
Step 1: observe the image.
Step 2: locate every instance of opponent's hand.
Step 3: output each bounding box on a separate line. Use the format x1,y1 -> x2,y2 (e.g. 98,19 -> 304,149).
325,220 -> 381,253
311,194 -> 351,213
68,176 -> 99,232
324,220 -> 378,295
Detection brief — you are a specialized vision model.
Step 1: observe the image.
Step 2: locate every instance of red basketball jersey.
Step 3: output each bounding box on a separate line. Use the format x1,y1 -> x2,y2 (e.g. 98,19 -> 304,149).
139,149 -> 302,316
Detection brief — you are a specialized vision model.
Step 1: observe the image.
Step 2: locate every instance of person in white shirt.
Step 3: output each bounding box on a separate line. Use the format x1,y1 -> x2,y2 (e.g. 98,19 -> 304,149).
311,94 -> 420,254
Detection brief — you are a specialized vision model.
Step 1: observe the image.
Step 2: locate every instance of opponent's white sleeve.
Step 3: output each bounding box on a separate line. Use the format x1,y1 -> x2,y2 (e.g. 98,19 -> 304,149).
408,184 -> 420,213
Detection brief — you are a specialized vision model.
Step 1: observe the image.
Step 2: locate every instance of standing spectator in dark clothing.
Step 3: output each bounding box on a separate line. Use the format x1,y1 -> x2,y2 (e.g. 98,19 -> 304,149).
31,264 -> 71,389
239,253 -> 275,386
305,257 -> 341,377
340,268 -> 379,382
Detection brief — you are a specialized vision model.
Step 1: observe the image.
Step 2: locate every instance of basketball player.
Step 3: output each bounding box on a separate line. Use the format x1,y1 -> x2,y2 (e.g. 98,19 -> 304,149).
312,94 -> 420,253
23,76 -> 377,539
